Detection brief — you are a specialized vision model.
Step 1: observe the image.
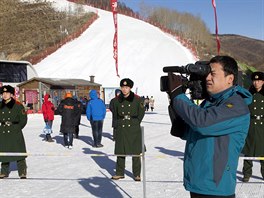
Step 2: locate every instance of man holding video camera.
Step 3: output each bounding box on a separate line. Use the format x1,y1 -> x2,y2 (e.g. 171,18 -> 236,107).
166,56 -> 252,197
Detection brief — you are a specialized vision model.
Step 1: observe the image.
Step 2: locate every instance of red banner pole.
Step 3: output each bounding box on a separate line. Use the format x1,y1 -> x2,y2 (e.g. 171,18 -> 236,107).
111,0 -> 119,77
212,0 -> 220,55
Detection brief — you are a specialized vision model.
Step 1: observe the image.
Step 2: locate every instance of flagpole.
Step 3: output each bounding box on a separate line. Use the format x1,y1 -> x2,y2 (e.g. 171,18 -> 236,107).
141,126 -> 147,198
111,0 -> 119,77
212,0 -> 220,55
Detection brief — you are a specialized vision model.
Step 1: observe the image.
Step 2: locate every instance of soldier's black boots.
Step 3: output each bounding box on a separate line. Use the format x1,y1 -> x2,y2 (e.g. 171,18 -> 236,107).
242,177 -> 250,182
20,174 -> 27,179
134,176 -> 141,182
111,175 -> 125,180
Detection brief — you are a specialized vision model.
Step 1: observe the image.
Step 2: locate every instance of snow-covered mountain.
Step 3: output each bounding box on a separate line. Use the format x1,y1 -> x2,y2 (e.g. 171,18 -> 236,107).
2,2 -> 263,198
34,0 -> 196,105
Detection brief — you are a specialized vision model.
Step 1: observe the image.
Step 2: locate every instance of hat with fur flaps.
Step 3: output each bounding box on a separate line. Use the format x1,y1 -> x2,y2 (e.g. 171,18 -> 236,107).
251,72 -> 264,81
0,85 -> 15,95
120,78 -> 134,88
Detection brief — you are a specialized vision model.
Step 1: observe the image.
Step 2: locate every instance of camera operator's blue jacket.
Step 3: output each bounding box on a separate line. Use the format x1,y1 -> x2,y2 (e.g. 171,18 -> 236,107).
172,85 -> 252,196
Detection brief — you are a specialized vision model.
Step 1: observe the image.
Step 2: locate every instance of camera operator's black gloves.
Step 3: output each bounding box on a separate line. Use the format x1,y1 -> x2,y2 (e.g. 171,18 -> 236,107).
167,72 -> 185,100
166,72 -> 188,138
168,104 -> 187,138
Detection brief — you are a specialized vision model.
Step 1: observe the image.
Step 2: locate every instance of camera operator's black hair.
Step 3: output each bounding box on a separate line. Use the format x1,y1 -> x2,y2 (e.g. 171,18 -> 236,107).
209,55 -> 238,85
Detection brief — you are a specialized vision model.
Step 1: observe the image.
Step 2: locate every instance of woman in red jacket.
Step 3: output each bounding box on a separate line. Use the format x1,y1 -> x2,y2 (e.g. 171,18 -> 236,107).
42,94 -> 55,142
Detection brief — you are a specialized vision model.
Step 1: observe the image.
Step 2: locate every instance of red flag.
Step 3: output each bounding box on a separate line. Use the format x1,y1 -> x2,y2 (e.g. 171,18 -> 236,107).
111,0 -> 119,77
212,0 -> 220,55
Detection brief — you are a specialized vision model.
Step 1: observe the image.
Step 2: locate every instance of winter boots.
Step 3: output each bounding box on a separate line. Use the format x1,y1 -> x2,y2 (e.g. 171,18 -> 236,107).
0,173 -> 26,179
46,134 -> 54,142
134,176 -> 141,182
20,174 -> 27,179
0,173 -> 9,179
242,177 -> 250,182
111,175 -> 125,180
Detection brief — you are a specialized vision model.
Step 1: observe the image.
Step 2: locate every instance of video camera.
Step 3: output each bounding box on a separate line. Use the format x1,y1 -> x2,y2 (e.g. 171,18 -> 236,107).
160,61 -> 211,100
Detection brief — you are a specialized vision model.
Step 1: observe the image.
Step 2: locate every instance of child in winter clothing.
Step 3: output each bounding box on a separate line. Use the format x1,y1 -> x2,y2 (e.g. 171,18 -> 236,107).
42,94 -> 55,142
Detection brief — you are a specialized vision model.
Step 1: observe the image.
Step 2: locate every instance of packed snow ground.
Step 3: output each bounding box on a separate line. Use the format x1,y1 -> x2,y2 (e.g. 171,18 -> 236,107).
2,0 -> 263,197
0,109 -> 263,198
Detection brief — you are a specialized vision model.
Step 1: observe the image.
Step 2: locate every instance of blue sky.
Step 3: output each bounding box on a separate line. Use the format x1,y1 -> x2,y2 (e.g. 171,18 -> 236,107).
119,0 -> 264,41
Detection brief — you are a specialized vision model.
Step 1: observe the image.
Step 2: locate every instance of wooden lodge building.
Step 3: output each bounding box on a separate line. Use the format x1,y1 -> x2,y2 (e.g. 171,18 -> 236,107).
17,76 -> 101,112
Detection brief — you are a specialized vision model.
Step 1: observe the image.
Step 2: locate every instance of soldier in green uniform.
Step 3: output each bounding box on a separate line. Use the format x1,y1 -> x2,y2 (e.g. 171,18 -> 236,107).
242,71 -> 264,182
111,78 -> 145,181
109,89 -> 121,141
0,85 -> 28,179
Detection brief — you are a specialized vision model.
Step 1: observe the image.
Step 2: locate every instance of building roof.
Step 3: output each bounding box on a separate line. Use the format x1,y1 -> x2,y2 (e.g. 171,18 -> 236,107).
17,77 -> 101,87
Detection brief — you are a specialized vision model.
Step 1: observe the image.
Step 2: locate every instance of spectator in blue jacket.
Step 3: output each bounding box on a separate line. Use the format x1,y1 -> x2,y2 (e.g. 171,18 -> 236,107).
167,56 -> 252,198
86,90 -> 106,148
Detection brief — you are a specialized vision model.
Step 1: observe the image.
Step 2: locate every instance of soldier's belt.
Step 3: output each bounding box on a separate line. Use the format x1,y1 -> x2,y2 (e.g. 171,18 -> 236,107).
0,121 -> 19,126
118,115 -> 138,120
251,115 -> 263,120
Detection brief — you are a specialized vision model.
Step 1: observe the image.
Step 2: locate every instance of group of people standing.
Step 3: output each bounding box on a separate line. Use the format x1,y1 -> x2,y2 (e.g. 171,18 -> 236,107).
41,90 -> 106,149
0,58 -> 263,197
0,78 -> 146,182
142,96 -> 155,111
45,79 -> 145,181
41,92 -> 82,148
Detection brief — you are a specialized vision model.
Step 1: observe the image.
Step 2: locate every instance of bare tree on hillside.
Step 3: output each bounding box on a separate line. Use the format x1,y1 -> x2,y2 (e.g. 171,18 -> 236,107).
0,0 -> 95,60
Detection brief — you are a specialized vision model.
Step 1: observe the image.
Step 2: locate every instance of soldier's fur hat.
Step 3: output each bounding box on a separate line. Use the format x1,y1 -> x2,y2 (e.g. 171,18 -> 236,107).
0,85 -> 15,95
251,72 -> 264,81
120,78 -> 134,88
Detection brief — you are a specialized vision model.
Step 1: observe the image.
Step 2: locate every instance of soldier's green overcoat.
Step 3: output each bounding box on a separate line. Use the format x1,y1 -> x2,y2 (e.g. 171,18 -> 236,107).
0,98 -> 28,162
112,92 -> 145,155
242,87 -> 264,157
